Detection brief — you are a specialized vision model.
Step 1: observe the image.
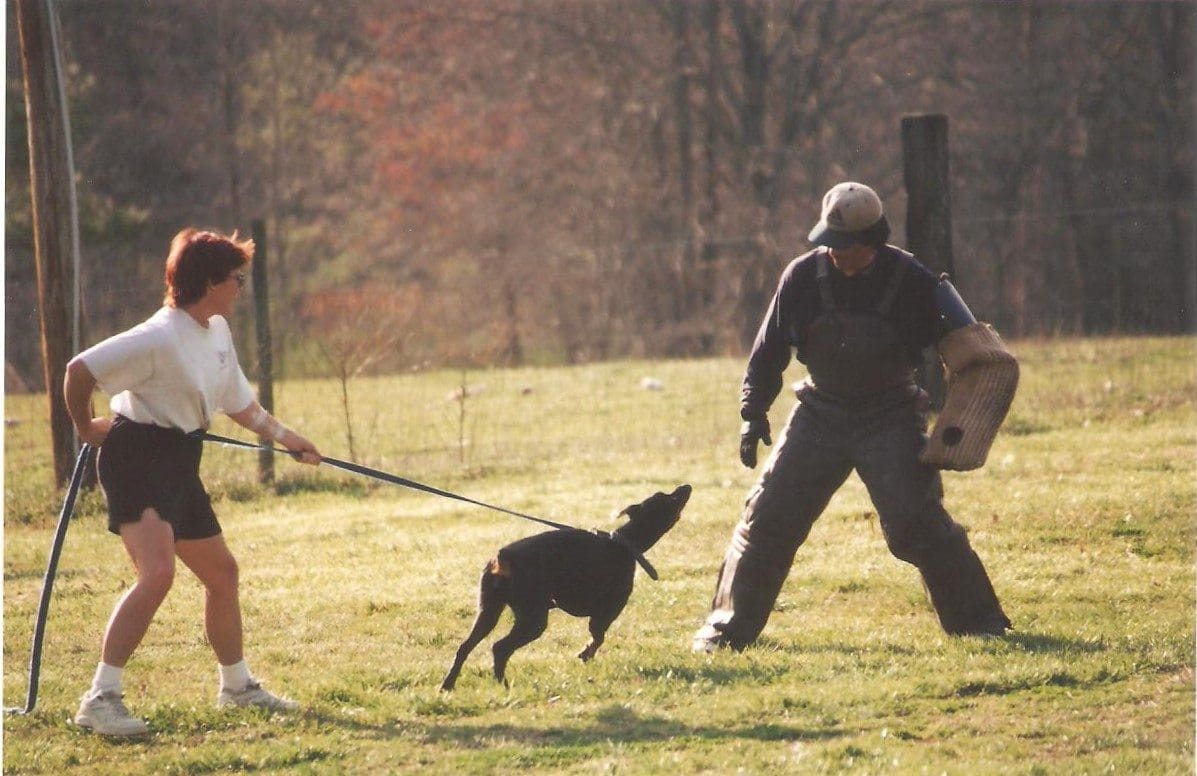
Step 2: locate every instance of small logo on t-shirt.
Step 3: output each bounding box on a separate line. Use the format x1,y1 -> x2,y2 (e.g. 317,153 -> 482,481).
216,350 -> 228,367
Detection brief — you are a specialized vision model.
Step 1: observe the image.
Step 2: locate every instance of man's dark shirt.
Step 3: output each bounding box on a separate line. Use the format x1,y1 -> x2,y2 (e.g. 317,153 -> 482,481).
740,245 -> 939,421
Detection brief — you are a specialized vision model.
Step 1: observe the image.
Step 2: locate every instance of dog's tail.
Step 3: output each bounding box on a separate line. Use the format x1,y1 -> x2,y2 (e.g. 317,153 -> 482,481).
487,556 -> 510,579
478,556 -> 510,609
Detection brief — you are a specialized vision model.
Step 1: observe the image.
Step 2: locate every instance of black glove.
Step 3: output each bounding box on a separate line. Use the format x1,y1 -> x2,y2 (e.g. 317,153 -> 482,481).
739,417 -> 772,469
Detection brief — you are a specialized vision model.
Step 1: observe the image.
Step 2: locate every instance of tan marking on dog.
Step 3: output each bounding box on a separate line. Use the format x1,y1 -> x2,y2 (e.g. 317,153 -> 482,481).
487,557 -> 509,577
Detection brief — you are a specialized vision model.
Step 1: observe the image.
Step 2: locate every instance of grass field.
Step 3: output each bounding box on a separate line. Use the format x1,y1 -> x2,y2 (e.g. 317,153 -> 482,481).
4,336 -> 1194,774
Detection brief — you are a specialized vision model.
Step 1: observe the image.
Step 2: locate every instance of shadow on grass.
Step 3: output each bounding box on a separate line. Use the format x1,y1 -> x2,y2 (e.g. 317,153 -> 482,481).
632,661 -> 794,684
749,638 -> 922,657
416,702 -> 842,749
747,633 -> 1108,656
3,566 -> 84,583
265,632 -> 1112,749
1003,631 -> 1108,653
294,701 -> 843,750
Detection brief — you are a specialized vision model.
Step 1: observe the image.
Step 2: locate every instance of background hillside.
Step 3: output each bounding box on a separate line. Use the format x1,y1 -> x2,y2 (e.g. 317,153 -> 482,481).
6,1 -> 1194,388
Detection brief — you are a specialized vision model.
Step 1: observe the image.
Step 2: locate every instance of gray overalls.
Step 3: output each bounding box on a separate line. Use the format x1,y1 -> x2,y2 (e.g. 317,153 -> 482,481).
701,252 -> 1009,649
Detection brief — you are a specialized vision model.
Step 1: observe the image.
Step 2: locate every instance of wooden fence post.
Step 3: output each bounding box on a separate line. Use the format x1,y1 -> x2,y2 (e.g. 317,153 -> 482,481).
902,114 -> 954,409
17,0 -> 77,486
252,219 -> 275,484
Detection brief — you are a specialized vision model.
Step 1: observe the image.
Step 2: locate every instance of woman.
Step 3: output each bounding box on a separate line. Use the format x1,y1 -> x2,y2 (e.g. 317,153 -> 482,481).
64,228 -> 321,736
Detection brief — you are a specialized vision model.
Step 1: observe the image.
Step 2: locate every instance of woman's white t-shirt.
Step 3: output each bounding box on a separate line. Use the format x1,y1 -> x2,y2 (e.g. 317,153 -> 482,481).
78,306 -> 255,433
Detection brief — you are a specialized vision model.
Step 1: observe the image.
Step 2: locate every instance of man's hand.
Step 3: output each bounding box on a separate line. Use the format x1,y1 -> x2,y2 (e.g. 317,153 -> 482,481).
739,417 -> 772,469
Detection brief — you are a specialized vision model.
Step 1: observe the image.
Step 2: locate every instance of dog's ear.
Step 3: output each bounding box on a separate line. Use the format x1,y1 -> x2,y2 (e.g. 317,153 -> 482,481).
614,504 -> 640,520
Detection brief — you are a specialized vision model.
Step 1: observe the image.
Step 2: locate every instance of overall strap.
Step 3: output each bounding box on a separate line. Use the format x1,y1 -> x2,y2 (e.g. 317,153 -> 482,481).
815,250 -> 836,312
876,253 -> 907,315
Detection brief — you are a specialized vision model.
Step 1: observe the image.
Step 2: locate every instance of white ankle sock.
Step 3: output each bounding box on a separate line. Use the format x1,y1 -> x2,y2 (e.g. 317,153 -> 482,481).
219,660 -> 253,692
90,662 -> 123,697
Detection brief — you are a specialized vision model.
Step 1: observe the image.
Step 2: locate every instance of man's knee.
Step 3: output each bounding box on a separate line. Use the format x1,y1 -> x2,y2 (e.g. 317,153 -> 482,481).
740,484 -> 818,547
885,517 -> 968,566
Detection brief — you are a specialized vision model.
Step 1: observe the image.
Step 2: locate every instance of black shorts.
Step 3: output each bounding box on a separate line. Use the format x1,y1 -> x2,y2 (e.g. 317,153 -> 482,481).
97,415 -> 221,541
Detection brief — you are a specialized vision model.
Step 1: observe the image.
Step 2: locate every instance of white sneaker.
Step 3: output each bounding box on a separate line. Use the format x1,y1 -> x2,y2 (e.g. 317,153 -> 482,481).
74,691 -> 149,737
217,681 -> 299,712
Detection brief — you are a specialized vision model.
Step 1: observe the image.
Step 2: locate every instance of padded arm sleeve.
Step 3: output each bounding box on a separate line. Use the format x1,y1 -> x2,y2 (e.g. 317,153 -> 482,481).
921,323 -> 1019,471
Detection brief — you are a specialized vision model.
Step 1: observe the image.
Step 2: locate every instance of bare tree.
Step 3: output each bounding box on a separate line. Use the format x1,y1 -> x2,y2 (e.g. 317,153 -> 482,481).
299,285 -> 419,461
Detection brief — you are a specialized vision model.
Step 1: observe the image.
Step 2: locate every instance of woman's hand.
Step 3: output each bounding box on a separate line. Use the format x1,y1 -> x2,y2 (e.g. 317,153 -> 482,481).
230,402 -> 321,464
280,429 -> 322,466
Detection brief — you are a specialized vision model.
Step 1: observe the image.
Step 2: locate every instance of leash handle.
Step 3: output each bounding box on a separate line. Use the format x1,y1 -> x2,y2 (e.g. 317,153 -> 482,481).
7,444 -> 93,716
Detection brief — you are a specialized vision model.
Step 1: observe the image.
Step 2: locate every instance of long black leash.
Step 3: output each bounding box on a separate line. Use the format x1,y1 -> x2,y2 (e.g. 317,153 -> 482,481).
200,432 -> 659,580
6,443 -> 94,716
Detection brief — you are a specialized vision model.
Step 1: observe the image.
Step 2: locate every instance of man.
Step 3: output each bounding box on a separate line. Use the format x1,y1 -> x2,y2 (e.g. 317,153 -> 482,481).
693,182 -> 1012,652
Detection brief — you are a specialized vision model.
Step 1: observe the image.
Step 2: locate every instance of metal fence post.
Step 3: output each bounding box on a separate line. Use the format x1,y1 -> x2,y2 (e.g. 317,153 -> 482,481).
251,218 -> 275,483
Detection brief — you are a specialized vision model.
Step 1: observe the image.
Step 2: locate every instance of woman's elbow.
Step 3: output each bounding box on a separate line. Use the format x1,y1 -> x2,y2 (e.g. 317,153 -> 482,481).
64,357 -> 95,390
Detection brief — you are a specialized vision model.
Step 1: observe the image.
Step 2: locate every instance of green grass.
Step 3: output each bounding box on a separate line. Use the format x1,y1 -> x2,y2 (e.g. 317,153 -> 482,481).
4,336 -> 1195,774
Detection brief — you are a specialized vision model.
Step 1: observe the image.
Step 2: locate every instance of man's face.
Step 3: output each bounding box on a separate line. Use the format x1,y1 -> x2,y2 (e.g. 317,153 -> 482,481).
828,242 -> 876,274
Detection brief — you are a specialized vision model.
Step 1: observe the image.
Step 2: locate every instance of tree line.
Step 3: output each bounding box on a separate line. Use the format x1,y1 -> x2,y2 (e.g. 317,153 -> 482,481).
6,0 -> 1193,389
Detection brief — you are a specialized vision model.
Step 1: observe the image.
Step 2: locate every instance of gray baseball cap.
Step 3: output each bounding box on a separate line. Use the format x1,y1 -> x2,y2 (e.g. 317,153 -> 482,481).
807,182 -> 889,248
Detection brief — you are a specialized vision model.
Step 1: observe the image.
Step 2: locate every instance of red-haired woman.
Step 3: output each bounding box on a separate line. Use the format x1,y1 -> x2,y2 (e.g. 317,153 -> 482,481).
63,228 -> 321,736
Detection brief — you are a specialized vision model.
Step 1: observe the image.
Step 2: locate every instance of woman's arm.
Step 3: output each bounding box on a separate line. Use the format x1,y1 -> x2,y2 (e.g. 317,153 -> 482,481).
228,401 -> 322,466
63,358 -> 112,445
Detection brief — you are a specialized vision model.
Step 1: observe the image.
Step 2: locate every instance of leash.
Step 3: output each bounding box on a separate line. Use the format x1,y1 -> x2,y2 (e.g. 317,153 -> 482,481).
199,432 -> 659,580
7,443 -> 94,716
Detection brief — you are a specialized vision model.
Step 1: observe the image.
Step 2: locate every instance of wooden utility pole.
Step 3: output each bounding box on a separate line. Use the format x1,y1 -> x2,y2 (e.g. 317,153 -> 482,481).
17,0 -> 76,486
251,219 -> 275,484
902,114 -> 955,409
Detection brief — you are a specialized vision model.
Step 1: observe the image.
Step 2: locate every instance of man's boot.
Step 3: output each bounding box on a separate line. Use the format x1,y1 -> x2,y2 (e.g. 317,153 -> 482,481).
693,520 -> 797,651
919,542 -> 1011,636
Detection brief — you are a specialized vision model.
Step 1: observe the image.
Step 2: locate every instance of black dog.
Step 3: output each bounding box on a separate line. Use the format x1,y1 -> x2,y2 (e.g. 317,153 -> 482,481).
440,484 -> 691,691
